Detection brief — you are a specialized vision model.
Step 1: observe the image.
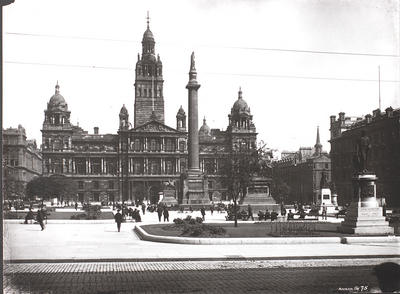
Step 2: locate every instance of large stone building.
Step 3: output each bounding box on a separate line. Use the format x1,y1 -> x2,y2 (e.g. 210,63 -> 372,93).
329,107 -> 400,207
272,127 -> 331,204
2,125 -> 42,200
41,18 -> 260,204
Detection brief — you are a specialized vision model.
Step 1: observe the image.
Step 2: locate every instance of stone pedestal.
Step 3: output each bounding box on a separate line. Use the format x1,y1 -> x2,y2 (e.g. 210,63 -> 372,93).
318,188 -> 337,214
242,177 -> 279,211
160,189 -> 178,206
339,174 -> 393,235
184,170 -> 210,206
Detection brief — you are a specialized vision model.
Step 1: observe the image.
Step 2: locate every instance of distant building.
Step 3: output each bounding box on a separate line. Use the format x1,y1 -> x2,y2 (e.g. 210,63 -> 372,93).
2,125 -> 42,200
329,107 -> 400,207
273,127 -> 331,204
40,18 -> 260,204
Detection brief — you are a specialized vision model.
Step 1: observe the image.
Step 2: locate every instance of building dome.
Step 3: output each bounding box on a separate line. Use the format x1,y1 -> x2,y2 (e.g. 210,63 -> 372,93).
231,87 -> 250,115
177,105 -> 185,116
48,83 -> 68,111
199,117 -> 211,136
142,28 -> 155,42
119,104 -> 129,117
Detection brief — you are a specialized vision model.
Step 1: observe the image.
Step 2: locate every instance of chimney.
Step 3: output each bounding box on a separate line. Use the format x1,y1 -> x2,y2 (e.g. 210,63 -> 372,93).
365,114 -> 372,124
94,127 -> 99,135
372,108 -> 381,118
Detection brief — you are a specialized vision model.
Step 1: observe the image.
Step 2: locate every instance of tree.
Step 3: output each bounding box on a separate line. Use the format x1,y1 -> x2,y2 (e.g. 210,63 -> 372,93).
220,142 -> 266,227
271,177 -> 290,204
26,175 -> 77,202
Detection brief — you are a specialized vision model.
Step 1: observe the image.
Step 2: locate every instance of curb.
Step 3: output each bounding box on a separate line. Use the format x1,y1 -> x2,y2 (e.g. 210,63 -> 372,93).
135,224 -> 400,245
4,255 -> 400,264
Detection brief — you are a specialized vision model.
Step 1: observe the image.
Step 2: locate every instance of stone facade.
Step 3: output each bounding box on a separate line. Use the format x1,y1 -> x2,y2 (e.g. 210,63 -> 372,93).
329,107 -> 400,207
273,128 -> 331,204
2,125 -> 42,200
40,18 -> 261,204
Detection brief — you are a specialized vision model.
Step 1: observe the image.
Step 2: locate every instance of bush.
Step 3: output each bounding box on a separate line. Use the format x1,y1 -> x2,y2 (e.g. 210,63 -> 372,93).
173,218 -> 184,225
195,217 -> 203,224
184,215 -> 192,222
181,223 -> 226,237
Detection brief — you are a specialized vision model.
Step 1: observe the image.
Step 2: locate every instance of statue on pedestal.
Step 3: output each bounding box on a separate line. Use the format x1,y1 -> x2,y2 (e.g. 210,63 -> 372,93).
354,130 -> 371,174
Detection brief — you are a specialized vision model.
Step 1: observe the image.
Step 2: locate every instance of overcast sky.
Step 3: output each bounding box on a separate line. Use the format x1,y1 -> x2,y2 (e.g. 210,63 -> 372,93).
3,0 -> 399,153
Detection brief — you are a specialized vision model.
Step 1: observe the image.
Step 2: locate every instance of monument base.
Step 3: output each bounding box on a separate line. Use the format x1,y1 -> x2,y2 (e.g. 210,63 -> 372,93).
339,173 -> 393,235
338,202 -> 393,235
185,170 -> 210,206
241,177 -> 279,211
160,189 -> 178,206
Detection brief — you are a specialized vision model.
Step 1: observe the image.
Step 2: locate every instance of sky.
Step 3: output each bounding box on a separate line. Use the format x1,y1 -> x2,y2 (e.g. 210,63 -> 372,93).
3,0 -> 400,153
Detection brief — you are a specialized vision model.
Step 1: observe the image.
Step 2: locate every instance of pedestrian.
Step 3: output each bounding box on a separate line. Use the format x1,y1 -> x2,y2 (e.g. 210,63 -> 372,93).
287,209 -> 294,220
141,202 -> 146,215
200,207 -> 206,221
36,209 -> 45,231
271,210 -> 278,221
163,206 -> 169,222
210,205 -> 214,215
189,205 -> 193,213
24,208 -> 34,224
114,209 -> 123,232
247,204 -> 254,221
322,203 -> 327,220
75,202 -> 78,211
157,205 -> 163,222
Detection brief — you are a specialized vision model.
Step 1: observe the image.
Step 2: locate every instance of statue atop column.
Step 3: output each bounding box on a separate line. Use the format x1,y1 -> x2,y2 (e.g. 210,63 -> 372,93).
190,52 -> 196,71
354,130 -> 371,174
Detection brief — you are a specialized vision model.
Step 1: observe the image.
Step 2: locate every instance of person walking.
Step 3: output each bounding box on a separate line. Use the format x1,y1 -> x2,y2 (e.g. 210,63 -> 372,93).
157,205 -> 163,222
74,202 -> 78,211
114,209 -> 123,232
200,207 -> 206,221
247,204 -> 254,221
36,209 -> 45,231
322,203 -> 327,220
210,205 -> 214,216
163,206 -> 169,222
141,202 -> 146,215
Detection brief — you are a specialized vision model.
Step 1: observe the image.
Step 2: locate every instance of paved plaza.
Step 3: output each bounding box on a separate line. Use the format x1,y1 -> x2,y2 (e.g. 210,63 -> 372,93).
3,263 -> 387,294
3,210 -> 400,293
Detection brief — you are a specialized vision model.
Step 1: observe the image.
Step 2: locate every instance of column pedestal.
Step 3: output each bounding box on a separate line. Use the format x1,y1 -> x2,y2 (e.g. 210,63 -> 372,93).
339,174 -> 393,235
184,169 -> 210,206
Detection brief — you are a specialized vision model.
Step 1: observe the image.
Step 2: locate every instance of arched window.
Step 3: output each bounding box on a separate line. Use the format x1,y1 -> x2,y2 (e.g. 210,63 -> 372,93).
134,139 -> 141,151
150,139 -> 156,151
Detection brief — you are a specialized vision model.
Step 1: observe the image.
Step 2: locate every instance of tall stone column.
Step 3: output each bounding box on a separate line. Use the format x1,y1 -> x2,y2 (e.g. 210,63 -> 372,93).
186,52 -> 200,172
184,52 -> 209,206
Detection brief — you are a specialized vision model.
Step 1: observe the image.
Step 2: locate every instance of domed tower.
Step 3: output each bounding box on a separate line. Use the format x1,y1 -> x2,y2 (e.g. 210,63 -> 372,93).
199,117 -> 211,137
119,104 -> 130,130
176,105 -> 186,131
227,87 -> 257,149
134,13 -> 165,127
41,82 -> 73,174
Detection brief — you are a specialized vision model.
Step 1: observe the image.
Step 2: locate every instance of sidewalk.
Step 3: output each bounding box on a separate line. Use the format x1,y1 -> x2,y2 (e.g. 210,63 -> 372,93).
4,211 -> 399,263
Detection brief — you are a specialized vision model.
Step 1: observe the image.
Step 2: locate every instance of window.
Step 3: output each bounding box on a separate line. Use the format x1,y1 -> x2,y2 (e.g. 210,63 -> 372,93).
166,139 -> 174,152
179,141 -> 185,152
93,192 -> 100,202
78,181 -> 84,189
93,181 -> 99,189
108,181 -> 114,189
165,160 -> 173,175
134,139 -> 141,151
325,163 -> 329,169
150,139 -> 157,151
208,181 -> 213,189
78,193 -> 84,202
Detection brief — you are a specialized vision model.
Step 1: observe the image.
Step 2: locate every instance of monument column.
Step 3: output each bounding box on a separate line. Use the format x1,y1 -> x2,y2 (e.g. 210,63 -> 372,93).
186,53 -> 200,172
184,52 -> 209,206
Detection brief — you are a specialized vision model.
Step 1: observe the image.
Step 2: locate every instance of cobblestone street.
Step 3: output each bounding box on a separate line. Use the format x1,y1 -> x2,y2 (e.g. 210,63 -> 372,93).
4,262 -> 381,294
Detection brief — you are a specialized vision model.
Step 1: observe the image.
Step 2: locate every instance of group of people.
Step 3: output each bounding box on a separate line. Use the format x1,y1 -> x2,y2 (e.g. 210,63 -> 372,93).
257,209 -> 279,221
